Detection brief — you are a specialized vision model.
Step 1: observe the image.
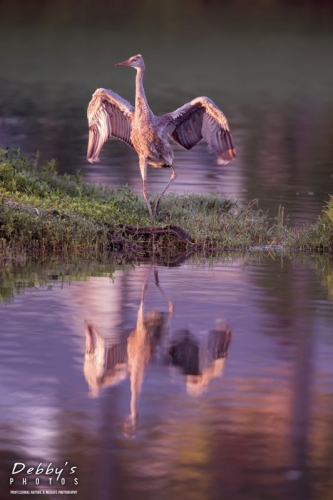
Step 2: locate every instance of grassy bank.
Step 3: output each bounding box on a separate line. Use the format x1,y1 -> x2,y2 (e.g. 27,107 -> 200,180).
0,149 -> 333,261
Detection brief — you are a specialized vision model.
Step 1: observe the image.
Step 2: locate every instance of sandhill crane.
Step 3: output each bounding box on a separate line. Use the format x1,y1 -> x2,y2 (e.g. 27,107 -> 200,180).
87,54 -> 236,222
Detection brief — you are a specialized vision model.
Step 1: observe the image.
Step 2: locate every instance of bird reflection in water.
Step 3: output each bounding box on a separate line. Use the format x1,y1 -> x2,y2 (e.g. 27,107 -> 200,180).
83,269 -> 231,435
169,320 -> 231,396
124,278 -> 173,436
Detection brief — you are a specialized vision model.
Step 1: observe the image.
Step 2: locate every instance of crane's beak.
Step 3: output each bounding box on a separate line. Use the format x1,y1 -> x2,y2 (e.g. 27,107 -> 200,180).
115,58 -> 131,67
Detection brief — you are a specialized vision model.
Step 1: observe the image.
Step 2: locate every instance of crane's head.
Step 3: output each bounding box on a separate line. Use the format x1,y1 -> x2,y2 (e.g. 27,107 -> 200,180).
115,54 -> 145,70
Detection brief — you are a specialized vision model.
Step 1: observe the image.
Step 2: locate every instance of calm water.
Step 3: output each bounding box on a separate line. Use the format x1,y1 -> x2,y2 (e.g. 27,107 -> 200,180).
1,1 -> 333,224
0,256 -> 333,499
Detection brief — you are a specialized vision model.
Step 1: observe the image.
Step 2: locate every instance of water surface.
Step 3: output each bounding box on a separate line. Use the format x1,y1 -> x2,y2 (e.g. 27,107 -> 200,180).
0,256 -> 333,499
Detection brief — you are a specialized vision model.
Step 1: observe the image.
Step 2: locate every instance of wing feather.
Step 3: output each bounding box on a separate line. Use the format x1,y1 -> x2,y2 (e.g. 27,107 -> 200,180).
87,88 -> 134,163
167,96 -> 236,164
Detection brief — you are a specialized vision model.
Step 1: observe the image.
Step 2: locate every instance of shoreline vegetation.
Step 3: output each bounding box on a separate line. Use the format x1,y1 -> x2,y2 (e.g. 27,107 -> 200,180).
0,148 -> 333,263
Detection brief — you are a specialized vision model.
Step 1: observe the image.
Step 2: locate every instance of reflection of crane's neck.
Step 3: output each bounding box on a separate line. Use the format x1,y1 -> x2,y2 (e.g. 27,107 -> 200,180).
135,67 -> 149,117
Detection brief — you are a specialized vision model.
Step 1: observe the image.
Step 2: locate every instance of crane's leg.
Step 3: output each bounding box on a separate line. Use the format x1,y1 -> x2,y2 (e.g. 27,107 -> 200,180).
154,166 -> 177,216
139,157 -> 154,224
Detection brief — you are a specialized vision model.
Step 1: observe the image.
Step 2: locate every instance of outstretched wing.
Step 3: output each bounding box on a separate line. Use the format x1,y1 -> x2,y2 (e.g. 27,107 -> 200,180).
167,96 -> 236,164
87,88 -> 134,163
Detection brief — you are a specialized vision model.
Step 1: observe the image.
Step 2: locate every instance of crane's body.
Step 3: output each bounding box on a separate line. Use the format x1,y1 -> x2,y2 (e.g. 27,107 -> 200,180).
87,54 -> 236,222
131,112 -> 174,169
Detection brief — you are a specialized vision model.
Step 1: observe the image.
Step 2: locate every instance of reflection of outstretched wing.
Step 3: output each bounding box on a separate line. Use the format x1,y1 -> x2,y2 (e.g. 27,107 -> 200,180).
208,323 -> 232,361
84,321 -> 128,397
168,322 -> 232,395
84,322 -> 107,387
169,329 -> 200,376
106,340 -> 128,370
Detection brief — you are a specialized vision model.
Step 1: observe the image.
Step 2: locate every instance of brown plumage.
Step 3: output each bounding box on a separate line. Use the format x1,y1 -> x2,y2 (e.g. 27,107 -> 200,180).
87,54 -> 236,222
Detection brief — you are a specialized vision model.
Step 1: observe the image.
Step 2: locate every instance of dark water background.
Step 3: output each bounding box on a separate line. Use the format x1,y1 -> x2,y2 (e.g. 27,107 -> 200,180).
1,2 -> 333,499
1,0 -> 333,223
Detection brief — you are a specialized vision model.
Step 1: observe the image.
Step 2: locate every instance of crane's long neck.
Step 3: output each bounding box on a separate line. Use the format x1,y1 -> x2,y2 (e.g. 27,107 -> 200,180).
135,67 -> 150,119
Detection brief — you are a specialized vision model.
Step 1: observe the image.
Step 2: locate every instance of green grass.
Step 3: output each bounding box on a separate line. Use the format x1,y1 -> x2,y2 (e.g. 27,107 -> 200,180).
0,148 -> 333,261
